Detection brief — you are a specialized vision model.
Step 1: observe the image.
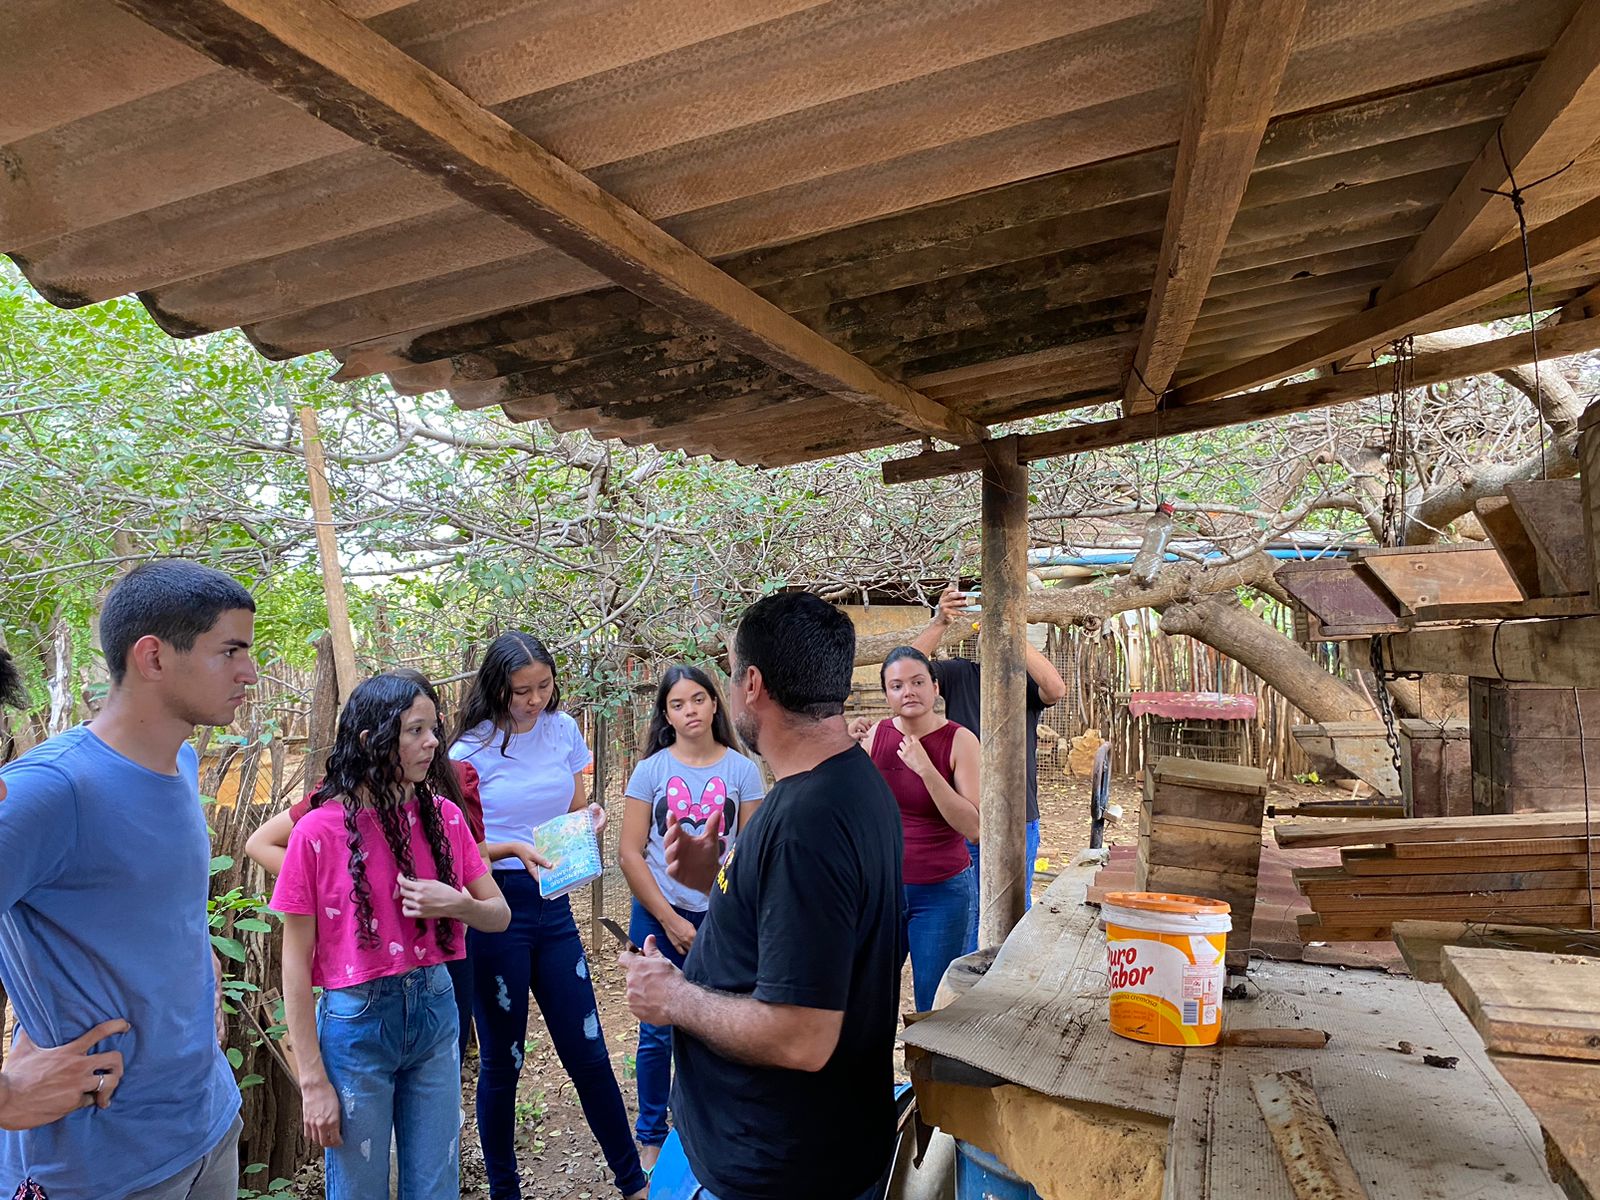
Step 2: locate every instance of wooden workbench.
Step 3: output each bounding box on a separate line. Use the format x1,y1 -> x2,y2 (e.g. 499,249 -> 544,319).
904,872 -> 1564,1200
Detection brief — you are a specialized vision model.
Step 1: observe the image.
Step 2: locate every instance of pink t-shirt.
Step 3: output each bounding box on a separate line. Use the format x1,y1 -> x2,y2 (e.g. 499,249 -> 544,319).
270,796 -> 488,989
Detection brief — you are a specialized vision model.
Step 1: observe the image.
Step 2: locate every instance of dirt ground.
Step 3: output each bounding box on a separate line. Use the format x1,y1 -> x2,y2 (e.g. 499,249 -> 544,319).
286,765 -> 1323,1198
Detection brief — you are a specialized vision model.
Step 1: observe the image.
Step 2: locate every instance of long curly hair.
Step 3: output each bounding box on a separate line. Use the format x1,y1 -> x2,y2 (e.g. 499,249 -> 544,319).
640,664 -> 740,756
455,632 -> 561,754
309,673 -> 459,955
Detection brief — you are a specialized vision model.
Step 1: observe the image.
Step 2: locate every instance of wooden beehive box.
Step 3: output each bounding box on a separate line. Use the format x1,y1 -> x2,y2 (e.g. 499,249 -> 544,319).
1398,719 -> 1471,819
1469,679 -> 1600,814
1138,756 -> 1270,970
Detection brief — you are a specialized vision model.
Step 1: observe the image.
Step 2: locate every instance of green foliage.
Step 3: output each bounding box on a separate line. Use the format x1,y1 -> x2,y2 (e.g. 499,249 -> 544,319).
206,854 -> 284,1091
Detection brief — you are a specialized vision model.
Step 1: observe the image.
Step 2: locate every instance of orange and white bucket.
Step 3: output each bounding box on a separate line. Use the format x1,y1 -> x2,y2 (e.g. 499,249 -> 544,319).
1103,891 -> 1231,1046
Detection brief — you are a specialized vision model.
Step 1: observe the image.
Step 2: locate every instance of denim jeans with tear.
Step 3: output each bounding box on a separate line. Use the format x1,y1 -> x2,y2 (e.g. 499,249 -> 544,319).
317,963 -> 461,1200
470,869 -> 647,1198
628,898 -> 707,1147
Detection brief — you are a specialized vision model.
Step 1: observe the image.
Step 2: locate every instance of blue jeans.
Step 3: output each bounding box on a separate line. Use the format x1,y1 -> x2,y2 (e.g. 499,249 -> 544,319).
445,950 -> 474,1057
317,964 -> 461,1200
903,867 -> 975,1012
470,870 -> 647,1198
964,819 -> 1040,954
629,899 -> 707,1147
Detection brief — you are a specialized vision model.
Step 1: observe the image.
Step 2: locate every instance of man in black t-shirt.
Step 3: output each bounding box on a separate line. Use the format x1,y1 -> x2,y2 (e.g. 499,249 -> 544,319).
620,592 -> 904,1200
912,587 -> 1064,952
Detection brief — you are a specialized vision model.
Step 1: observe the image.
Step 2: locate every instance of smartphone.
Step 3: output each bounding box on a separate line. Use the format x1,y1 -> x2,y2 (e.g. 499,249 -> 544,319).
599,917 -> 641,954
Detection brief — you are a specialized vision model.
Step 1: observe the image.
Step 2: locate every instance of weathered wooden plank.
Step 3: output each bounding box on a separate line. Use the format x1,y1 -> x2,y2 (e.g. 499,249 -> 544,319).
1300,868 -> 1598,897
1490,1055 -> 1600,1200
1442,945 -> 1600,1061
1406,595 -> 1596,624
1378,0 -> 1600,296
1392,920 -> 1600,983
1505,480 -> 1590,598
1342,849 -> 1599,876
1290,722 -> 1401,797
1584,403 -> 1600,599
977,438 -> 1030,948
1355,545 -> 1522,614
1251,1069 -> 1371,1200
883,315 -> 1600,482
1297,913 -> 1393,943
1276,810 -> 1600,850
1123,0 -> 1305,414
1312,889 -> 1600,916
1380,617 -> 1600,686
112,0 -> 985,448
1392,836 -> 1600,859
1276,559 -> 1405,633
1165,189 -> 1600,406
1474,496 -> 1547,600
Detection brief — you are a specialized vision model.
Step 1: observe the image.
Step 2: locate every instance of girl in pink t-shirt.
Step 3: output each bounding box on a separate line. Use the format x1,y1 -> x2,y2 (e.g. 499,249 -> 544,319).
272,673 -> 510,1199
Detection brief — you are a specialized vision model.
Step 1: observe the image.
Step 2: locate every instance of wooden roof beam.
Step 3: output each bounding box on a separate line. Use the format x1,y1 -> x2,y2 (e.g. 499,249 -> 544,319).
112,0 -> 985,449
882,313 -> 1600,483
1163,187 -> 1600,407
1122,0 -> 1306,415
1376,0 -> 1600,300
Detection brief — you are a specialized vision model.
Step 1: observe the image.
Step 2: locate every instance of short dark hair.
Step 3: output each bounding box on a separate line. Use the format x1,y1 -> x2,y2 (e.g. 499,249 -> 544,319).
733,592 -> 855,720
100,560 -> 256,685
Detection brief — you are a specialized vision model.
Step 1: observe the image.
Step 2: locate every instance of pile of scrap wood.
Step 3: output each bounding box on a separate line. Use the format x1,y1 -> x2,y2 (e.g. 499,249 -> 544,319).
1277,811 -> 1600,942
1442,945 -> 1600,1200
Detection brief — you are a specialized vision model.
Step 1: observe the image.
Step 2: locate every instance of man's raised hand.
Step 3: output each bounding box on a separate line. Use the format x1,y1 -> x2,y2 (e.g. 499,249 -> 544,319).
664,808 -> 723,894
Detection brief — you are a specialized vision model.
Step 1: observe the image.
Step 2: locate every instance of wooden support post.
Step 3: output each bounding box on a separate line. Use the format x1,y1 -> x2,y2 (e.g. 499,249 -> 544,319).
298,406 -> 359,703
1582,402 -> 1600,597
304,633 -> 339,790
589,711 -> 608,953
978,438 -> 1030,949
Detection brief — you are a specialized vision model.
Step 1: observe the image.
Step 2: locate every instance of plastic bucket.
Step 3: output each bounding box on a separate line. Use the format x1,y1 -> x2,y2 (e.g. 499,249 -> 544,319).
955,1140 -> 1041,1200
1103,891 -> 1232,1046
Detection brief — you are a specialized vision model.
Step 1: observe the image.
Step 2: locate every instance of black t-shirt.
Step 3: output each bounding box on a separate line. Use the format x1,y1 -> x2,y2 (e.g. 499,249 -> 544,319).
932,656 -> 1051,824
672,745 -> 905,1200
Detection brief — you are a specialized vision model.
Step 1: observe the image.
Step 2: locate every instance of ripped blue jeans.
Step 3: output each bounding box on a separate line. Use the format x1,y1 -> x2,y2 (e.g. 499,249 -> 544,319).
469,870 -> 646,1199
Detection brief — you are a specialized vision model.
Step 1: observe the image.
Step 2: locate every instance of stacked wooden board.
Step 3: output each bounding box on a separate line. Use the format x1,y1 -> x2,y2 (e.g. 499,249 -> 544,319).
1277,811 -> 1600,943
1442,946 -> 1600,1200
1138,757 -> 1269,968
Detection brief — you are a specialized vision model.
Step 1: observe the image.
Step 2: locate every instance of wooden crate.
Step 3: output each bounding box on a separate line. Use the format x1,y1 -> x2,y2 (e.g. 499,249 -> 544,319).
1399,719 -> 1471,818
1583,402 -> 1600,599
1138,757 -> 1269,970
1469,679 -> 1600,815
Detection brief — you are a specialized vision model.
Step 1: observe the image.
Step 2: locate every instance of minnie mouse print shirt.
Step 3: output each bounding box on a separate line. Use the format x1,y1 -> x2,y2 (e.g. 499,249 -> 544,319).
625,746 -> 764,910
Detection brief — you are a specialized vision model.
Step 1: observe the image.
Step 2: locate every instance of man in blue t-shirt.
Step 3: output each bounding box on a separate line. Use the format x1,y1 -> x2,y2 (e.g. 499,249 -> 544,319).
0,561 -> 257,1200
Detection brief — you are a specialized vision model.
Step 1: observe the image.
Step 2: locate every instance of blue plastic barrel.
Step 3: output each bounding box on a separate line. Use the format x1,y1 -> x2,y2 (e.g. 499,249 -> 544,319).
954,1140 -> 1041,1200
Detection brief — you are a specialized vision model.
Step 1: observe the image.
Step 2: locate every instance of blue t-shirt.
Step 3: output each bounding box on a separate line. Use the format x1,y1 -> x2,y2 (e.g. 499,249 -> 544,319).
0,726 -> 239,1199
624,746 -> 764,912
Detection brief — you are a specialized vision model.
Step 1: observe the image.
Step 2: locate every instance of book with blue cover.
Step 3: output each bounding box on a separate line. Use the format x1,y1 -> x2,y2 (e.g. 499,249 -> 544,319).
532,809 -> 604,899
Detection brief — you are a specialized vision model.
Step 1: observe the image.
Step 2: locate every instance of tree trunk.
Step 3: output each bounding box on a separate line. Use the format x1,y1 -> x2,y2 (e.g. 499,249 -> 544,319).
1156,597 -> 1375,723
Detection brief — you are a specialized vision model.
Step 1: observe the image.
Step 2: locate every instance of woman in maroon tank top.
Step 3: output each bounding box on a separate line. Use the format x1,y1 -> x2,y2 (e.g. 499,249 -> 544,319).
859,646 -> 981,1011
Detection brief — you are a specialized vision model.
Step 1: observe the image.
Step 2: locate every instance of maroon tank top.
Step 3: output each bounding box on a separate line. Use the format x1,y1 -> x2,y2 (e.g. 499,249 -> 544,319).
869,719 -> 972,885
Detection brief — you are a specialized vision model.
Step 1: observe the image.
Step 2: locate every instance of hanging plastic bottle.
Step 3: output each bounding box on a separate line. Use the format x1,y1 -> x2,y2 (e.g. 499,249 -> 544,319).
1129,501 -> 1176,587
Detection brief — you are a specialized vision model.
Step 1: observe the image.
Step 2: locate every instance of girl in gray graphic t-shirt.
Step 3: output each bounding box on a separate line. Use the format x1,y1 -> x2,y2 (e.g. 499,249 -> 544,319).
618,664 -> 764,1168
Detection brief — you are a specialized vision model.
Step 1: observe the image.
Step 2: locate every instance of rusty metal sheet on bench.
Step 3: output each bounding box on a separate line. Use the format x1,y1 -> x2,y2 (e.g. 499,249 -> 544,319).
901,877 -> 1184,1119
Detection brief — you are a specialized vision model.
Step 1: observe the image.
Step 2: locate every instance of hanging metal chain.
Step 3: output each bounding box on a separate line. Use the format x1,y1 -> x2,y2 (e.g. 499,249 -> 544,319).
1369,635 -> 1405,789
1379,336 -> 1413,548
